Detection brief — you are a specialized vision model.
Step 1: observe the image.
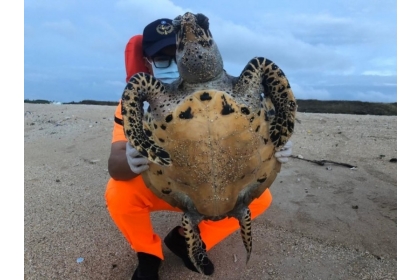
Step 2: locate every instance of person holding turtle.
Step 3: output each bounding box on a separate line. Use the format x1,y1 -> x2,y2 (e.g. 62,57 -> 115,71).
105,17 -> 293,280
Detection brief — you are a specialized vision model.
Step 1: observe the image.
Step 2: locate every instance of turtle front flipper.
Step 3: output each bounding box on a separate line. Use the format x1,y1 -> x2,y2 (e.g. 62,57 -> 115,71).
181,213 -> 209,274
121,72 -> 172,166
234,57 -> 297,149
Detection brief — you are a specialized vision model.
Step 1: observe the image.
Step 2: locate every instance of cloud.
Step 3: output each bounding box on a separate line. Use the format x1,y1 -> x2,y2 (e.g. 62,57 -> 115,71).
42,19 -> 77,37
362,70 -> 395,76
369,57 -> 397,67
105,80 -> 126,87
115,0 -> 188,22
207,17 -> 353,75
291,83 -> 332,100
283,13 -> 391,46
23,0 -> 396,103
24,72 -> 52,82
354,91 -> 397,103
24,0 -> 72,11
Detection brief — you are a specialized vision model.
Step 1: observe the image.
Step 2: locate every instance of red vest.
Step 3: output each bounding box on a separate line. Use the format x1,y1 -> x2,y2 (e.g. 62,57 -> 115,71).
124,35 -> 151,83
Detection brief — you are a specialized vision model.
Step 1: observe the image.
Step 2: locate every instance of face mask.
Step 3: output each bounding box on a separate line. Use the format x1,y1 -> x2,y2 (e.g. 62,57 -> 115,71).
151,59 -> 179,83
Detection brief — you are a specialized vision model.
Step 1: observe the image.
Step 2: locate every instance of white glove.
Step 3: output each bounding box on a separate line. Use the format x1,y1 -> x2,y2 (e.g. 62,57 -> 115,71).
275,140 -> 293,163
126,142 -> 150,174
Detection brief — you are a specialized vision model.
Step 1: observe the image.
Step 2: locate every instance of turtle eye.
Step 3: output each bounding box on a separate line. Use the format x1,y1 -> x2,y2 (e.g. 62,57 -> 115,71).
196,13 -> 209,30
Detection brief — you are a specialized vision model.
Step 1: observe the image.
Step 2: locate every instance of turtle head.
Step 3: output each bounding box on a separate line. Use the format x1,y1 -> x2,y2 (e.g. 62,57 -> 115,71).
173,12 -> 223,83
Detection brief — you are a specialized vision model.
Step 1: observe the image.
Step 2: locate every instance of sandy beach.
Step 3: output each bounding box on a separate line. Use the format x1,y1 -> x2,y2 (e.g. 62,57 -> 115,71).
24,103 -> 397,279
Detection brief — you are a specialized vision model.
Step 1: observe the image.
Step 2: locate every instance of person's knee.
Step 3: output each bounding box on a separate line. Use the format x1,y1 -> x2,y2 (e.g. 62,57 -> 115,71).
249,189 -> 272,218
105,179 -> 149,213
260,189 -> 272,208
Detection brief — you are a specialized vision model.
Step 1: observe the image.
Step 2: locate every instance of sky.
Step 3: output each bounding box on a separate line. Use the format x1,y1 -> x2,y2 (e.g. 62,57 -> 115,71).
24,0 -> 397,103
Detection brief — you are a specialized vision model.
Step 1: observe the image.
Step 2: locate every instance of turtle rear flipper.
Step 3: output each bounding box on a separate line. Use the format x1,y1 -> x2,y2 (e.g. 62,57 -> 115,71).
237,207 -> 252,263
121,72 -> 172,165
181,213 -> 212,274
234,57 -> 297,149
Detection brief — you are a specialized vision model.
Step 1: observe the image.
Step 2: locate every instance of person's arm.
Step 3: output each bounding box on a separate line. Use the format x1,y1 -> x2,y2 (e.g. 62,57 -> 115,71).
108,141 -> 139,181
108,140 -> 150,181
108,99 -> 149,180
275,140 -> 293,163
108,34 -> 153,181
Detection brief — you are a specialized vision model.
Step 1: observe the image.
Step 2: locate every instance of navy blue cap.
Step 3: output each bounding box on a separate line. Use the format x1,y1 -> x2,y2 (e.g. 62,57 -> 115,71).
143,18 -> 176,57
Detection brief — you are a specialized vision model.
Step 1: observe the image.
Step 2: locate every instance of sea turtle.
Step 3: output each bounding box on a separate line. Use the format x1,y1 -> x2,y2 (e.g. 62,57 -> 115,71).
121,12 -> 297,274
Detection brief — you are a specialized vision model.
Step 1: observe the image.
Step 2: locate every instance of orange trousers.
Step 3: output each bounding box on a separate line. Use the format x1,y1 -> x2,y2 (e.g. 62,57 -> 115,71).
105,175 -> 272,260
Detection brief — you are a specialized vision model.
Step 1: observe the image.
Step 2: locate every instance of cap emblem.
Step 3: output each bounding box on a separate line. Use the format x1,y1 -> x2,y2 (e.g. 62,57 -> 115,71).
156,20 -> 174,35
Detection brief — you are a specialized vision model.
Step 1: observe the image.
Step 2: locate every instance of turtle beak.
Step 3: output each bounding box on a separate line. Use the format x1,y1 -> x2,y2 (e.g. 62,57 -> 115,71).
196,13 -> 209,30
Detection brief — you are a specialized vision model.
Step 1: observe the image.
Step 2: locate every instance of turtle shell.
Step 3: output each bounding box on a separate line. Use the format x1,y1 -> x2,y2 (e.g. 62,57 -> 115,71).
140,89 -> 280,218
